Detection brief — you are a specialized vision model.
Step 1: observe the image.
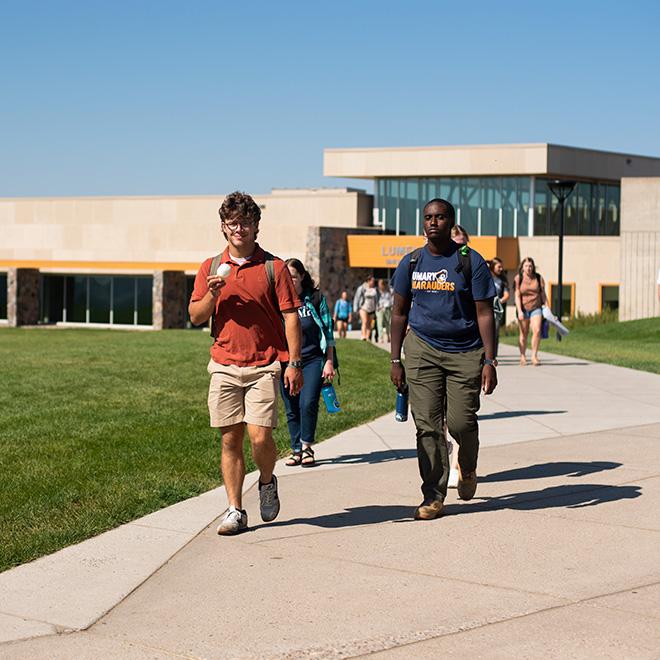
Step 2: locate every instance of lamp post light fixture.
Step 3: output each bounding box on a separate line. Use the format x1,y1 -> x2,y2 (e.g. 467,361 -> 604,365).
548,180 -> 577,341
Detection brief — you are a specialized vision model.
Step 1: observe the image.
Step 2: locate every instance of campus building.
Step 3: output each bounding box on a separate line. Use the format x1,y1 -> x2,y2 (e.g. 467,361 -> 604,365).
1,143 -> 659,329
325,143 -> 660,321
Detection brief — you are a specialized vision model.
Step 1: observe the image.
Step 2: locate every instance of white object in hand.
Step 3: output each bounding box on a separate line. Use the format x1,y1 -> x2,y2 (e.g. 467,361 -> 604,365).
216,263 -> 231,278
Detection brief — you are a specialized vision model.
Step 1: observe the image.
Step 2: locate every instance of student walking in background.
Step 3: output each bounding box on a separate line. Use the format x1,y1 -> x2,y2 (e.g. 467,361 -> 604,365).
333,290 -> 351,338
376,279 -> 393,344
490,256 -> 510,358
189,191 -> 303,536
353,276 -> 379,341
282,259 -> 336,468
514,257 -> 548,366
451,224 -> 470,245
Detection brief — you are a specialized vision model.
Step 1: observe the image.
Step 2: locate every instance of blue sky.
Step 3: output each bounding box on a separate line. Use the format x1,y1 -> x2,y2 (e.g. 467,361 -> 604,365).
1,0 -> 658,197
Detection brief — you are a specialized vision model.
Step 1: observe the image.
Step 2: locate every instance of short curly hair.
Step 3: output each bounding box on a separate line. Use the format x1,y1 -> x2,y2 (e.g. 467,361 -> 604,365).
218,191 -> 261,224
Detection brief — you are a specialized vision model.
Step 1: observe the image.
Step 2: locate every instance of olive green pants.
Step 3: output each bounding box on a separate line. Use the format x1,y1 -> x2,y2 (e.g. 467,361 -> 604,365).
404,330 -> 484,503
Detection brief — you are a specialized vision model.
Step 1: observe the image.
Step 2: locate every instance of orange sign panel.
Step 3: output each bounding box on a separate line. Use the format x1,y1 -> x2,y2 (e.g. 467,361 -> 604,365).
346,235 -> 519,269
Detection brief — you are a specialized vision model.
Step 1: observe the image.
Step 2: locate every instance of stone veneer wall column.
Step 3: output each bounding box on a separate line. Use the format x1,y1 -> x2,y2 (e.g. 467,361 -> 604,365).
153,271 -> 187,330
7,268 -> 40,327
620,178 -> 660,321
306,226 -> 383,314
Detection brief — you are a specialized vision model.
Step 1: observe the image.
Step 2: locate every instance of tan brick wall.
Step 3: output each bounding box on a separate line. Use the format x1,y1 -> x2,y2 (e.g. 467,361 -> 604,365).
620,178 -> 660,320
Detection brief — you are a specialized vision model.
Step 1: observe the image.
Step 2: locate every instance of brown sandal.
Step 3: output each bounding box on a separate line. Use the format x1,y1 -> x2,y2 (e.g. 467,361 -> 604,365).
285,452 -> 302,466
301,447 -> 315,467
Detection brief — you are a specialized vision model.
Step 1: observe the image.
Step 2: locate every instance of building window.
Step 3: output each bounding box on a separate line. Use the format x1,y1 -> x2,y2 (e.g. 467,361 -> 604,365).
136,277 -> 153,325
0,273 -> 7,320
89,276 -> 111,323
40,275 -> 153,326
549,282 -> 575,319
41,275 -> 65,323
113,277 -> 136,324
600,284 -> 619,313
375,176 -> 620,238
185,276 -> 199,329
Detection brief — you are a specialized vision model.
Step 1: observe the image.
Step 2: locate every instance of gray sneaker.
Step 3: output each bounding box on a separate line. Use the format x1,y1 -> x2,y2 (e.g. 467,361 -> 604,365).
259,475 -> 280,522
216,507 -> 248,535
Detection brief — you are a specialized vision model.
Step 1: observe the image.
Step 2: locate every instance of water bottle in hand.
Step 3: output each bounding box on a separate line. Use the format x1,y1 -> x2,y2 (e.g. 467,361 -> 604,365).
321,380 -> 341,413
395,385 -> 409,422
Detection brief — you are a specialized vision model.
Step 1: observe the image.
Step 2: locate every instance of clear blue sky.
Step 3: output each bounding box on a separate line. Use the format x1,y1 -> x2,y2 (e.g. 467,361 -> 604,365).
1,0 -> 659,197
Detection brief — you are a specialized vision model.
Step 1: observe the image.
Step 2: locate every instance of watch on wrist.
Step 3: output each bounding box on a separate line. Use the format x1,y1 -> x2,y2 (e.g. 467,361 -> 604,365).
289,360 -> 303,369
483,358 -> 498,367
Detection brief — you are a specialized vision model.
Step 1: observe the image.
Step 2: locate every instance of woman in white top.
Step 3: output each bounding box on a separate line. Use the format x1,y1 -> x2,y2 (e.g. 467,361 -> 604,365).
375,279 -> 393,343
353,276 -> 379,341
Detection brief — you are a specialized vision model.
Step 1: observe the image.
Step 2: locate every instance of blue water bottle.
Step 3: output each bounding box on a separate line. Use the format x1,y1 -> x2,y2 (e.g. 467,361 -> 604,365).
395,384 -> 409,422
321,380 -> 341,413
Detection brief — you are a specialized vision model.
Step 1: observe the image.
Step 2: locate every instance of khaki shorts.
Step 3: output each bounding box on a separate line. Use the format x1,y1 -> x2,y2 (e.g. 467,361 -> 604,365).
207,360 -> 282,428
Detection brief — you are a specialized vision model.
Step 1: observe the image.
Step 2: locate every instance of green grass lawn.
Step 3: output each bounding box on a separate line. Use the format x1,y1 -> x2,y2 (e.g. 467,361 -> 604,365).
501,316 -> 660,374
0,329 -> 394,573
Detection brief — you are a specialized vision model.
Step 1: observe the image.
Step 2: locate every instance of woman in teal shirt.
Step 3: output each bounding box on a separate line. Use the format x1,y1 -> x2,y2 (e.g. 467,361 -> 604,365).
281,259 -> 336,467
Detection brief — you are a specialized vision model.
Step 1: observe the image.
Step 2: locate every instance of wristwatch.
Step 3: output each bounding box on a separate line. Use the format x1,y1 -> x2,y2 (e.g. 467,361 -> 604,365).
289,360 -> 303,369
483,358 -> 498,367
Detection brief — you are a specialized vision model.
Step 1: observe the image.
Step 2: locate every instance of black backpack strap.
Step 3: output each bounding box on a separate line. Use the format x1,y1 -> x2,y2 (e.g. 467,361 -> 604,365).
311,288 -> 322,314
209,254 -> 223,339
455,245 -> 473,291
262,251 -> 281,314
407,247 -> 423,278
404,247 -> 424,302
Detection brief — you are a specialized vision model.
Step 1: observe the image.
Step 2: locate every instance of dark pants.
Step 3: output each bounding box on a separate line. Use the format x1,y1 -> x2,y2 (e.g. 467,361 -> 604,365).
404,331 -> 483,503
280,357 -> 324,453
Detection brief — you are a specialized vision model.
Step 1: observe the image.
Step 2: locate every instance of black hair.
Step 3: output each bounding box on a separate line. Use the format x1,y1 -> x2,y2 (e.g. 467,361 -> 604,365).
423,198 -> 456,222
490,256 -> 503,274
285,258 -> 316,293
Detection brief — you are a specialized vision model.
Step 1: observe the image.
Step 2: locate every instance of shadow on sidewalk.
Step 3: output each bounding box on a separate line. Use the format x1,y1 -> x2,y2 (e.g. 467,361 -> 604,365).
250,483 -> 641,532
479,410 -> 567,420
315,449 -> 417,467
444,482 -> 641,516
481,461 -> 621,482
252,505 -> 413,531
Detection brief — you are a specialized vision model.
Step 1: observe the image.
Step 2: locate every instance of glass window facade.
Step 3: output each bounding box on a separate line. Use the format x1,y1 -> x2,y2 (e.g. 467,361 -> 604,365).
550,283 -> 575,319
534,179 -> 619,236
600,285 -> 619,313
375,176 -> 619,237
40,275 -> 153,326
0,273 -> 7,320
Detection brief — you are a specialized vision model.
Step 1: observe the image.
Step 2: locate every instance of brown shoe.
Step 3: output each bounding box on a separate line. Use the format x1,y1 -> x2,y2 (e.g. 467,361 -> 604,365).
457,468 -> 477,501
414,500 -> 443,520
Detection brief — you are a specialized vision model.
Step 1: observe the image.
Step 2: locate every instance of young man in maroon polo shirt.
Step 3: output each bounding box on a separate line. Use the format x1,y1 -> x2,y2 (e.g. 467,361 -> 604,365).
189,191 -> 303,535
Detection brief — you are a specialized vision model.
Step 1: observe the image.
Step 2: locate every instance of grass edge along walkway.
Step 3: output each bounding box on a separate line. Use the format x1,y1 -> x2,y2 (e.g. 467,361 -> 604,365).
501,316 -> 660,375
0,330 -> 394,573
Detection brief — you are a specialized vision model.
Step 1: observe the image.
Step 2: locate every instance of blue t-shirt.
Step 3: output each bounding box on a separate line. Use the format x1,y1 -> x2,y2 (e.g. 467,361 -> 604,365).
391,243 -> 496,353
334,298 -> 351,320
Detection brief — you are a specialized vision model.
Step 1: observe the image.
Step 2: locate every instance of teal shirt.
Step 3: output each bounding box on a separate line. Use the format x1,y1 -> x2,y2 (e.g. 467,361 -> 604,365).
301,289 -> 335,356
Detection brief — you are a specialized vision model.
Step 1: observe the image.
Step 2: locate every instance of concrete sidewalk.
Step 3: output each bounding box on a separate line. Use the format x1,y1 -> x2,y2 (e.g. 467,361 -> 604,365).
2,344 -> 660,658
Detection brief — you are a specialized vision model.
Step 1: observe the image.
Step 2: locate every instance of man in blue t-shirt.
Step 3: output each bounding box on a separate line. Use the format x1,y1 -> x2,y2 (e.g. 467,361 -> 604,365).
390,198 -> 497,520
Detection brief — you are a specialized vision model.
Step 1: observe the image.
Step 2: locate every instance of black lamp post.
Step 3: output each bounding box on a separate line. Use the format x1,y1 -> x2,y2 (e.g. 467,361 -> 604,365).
548,179 -> 576,341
